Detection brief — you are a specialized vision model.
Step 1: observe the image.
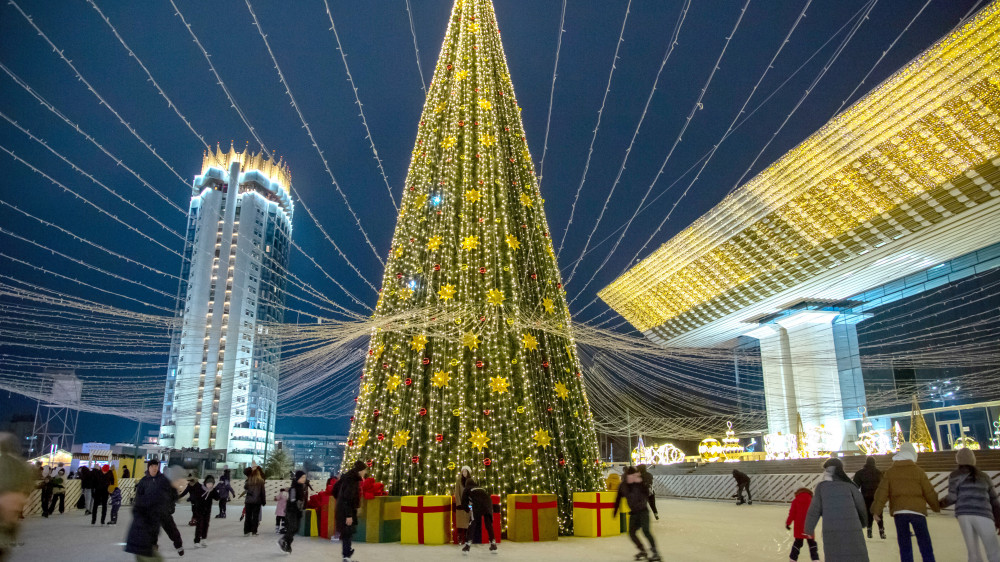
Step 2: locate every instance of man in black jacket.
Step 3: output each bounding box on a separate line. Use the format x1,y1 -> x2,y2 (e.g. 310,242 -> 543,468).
614,466 -> 660,561
852,456 -> 885,539
637,465 -> 659,520
125,460 -> 184,559
460,478 -> 497,553
732,469 -> 752,505
335,461 -> 366,562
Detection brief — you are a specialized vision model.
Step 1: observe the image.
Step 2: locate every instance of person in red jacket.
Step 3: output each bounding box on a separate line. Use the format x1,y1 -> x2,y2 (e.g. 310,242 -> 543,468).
786,487 -> 819,561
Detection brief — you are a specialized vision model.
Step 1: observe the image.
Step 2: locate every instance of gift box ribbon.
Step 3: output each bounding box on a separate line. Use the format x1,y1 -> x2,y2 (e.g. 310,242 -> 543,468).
401,496 -> 450,544
515,494 -> 557,541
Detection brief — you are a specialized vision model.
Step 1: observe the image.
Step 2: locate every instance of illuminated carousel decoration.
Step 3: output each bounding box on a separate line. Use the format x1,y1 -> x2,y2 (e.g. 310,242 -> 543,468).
954,436 -> 981,451
855,407 -> 893,456
763,432 -> 797,461
698,438 -> 724,462
722,421 -> 745,462
991,421 -> 1000,450
632,440 -> 686,466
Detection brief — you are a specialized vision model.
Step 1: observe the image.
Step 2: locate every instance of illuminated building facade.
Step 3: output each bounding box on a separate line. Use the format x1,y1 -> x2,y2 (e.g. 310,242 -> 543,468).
601,5 -> 1000,450
159,146 -> 293,466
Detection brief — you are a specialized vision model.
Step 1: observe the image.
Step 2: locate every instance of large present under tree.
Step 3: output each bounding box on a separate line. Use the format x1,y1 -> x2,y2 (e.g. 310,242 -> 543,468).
572,492 -> 620,538
507,493 -> 558,542
357,495 -> 402,543
401,495 -> 452,545
452,494 -> 500,544
341,0 -> 603,535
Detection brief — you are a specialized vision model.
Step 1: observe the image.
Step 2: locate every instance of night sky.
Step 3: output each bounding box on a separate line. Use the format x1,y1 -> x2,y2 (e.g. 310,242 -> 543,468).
0,0 -> 983,444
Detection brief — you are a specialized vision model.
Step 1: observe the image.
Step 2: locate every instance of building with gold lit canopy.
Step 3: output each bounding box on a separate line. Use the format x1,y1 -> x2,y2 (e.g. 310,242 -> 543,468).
600,5 -> 1000,452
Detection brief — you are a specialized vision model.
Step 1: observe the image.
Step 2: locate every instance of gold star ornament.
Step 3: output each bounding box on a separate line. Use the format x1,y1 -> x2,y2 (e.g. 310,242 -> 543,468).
522,333 -> 539,351
533,429 -> 552,448
427,236 -> 443,251
554,382 -> 569,399
489,376 -> 510,394
438,284 -> 456,301
410,334 -> 428,351
505,234 -> 520,250
386,374 -> 401,393
431,370 -> 451,388
356,429 -> 370,448
469,427 -> 490,451
542,298 -> 555,313
461,331 -> 480,350
464,189 -> 481,203
393,429 -> 411,449
462,235 -> 479,251
487,288 -> 504,306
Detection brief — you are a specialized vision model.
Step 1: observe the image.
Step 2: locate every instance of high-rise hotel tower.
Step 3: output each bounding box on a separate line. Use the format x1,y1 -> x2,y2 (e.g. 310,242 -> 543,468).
159,146 -> 293,465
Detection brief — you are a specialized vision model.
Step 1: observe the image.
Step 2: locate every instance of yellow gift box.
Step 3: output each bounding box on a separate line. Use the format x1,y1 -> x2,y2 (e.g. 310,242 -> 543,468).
400,495 -> 452,545
506,493 -> 559,542
572,491 -> 620,537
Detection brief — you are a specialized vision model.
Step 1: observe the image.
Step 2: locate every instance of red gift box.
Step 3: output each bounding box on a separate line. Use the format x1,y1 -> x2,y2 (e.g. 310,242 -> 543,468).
452,494 -> 501,544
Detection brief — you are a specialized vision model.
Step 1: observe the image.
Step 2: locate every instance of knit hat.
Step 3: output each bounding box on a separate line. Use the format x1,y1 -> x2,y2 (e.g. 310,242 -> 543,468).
101,465 -> 110,473
894,442 -> 918,463
204,474 -> 215,485
460,465 -> 472,476
956,447 -> 976,466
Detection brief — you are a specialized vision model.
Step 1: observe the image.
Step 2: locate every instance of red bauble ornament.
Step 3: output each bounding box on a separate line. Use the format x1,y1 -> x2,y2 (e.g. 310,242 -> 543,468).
484,458 -> 492,466
476,360 -> 484,369
409,186 -> 416,191
373,409 -> 380,417
354,397 -> 358,402
509,158 -> 515,163
368,349 -> 375,355
434,264 -> 441,271
412,456 -> 420,464
543,232 -> 549,237
377,433 -> 385,441
419,408 -> 427,416
521,224 -> 527,228
421,357 -> 430,365
547,407 -> 553,412
435,434 -> 444,442
479,267 -> 486,274
559,458 -> 566,466
405,378 -> 413,386
557,283 -> 562,289
483,409 -> 491,416
530,273 -> 537,280
347,439 -> 354,447
367,460 -> 374,467
409,238 -> 415,243
576,372 -> 583,378
542,361 -> 549,368
349,416 -> 355,422
479,316 -> 486,322
396,272 -> 403,279
382,363 -> 388,369
447,64 -> 453,70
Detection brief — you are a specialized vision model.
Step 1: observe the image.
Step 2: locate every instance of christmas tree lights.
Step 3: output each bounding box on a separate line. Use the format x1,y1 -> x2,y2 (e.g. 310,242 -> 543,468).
342,0 -> 602,533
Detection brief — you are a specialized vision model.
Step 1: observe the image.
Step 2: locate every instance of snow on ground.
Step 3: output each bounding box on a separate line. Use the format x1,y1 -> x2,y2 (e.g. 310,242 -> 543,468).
10,498 -> 971,561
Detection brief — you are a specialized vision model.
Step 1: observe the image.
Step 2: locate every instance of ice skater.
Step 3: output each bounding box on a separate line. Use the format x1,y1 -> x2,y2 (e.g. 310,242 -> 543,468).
614,466 -> 660,561
804,458 -> 870,561
732,468 -> 752,505
453,466 -> 472,545
335,460 -> 367,562
853,456 -> 886,539
109,486 -> 122,525
872,442 -> 941,562
48,468 -> 66,516
939,448 -> 1000,562
126,459 -> 183,560
216,468 -> 234,518
637,465 -> 659,520
460,478 -> 497,553
786,487 -> 819,561
243,466 -> 266,536
278,471 -> 308,553
192,475 -> 219,547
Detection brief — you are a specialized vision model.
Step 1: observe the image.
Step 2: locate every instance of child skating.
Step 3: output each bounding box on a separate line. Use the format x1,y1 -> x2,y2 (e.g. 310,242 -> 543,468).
613,466 -> 660,561
786,487 -> 819,561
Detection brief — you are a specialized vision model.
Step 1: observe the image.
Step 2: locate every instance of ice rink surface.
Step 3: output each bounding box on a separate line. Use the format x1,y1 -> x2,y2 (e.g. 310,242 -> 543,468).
9,498 -> 973,561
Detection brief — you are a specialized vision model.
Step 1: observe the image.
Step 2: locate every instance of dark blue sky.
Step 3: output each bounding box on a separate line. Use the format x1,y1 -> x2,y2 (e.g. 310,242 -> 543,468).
0,0 -> 982,444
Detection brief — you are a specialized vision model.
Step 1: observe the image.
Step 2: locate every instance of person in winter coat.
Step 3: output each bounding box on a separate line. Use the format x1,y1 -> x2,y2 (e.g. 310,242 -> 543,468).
78,466 -> 92,515
274,488 -> 288,533
460,478 -> 498,553
37,468 -> 53,518
48,468 -> 66,515
637,465 -> 660,520
940,448 -> 1000,562
614,466 -> 660,561
121,466 -> 130,479
872,442 -> 941,562
125,460 -> 176,560
109,487 -> 122,525
156,468 -> 184,556
278,471 -> 308,553
335,460 -> 367,562
786,487 -> 819,561
453,465 -> 472,545
853,456 -> 886,539
733,469 -> 752,505
243,466 -> 266,536
190,475 -> 219,547
0,432 -> 34,561
804,457 -> 869,562
92,465 -> 114,525
178,476 -> 199,526
215,468 -> 234,518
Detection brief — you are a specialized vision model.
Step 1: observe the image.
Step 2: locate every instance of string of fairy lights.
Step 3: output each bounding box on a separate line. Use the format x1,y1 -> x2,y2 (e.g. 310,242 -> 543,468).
0,0 -> 997,450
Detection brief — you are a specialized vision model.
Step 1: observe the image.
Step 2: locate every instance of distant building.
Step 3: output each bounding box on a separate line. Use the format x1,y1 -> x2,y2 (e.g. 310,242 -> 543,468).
159,146 -> 294,467
275,434 -> 348,475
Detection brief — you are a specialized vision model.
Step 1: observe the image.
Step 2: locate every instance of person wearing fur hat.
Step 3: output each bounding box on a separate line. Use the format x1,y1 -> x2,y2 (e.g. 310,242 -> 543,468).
871,442 -> 941,562
453,465 -> 472,545
278,471 -> 308,553
804,457 -> 869,561
940,447 -> 1000,562
786,487 -> 819,561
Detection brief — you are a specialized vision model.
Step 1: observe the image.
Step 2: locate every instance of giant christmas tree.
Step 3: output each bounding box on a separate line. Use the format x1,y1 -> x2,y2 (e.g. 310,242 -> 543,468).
342,0 -> 603,532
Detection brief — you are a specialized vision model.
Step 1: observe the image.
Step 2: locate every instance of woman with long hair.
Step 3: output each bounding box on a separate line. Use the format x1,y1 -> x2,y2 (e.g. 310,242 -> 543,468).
940,448 -> 1000,562
804,457 -> 869,561
453,466 -> 472,545
243,466 -> 266,536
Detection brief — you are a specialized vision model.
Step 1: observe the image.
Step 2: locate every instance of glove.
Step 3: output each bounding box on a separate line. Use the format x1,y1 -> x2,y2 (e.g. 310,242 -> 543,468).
785,524 -> 791,531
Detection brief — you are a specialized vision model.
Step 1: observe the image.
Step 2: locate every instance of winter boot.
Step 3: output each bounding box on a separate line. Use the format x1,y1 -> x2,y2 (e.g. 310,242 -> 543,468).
176,547 -> 184,557
634,552 -> 648,560
489,540 -> 497,552
879,529 -> 886,540
648,550 -> 662,562
867,528 -> 872,539
462,542 -> 471,553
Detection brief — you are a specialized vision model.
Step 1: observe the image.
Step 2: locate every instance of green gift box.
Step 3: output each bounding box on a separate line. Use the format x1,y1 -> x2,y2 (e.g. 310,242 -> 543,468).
356,495 -> 401,543
298,508 -> 318,536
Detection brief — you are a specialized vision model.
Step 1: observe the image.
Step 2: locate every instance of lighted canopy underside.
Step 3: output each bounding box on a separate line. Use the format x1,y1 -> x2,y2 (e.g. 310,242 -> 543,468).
599,4 -> 1000,339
